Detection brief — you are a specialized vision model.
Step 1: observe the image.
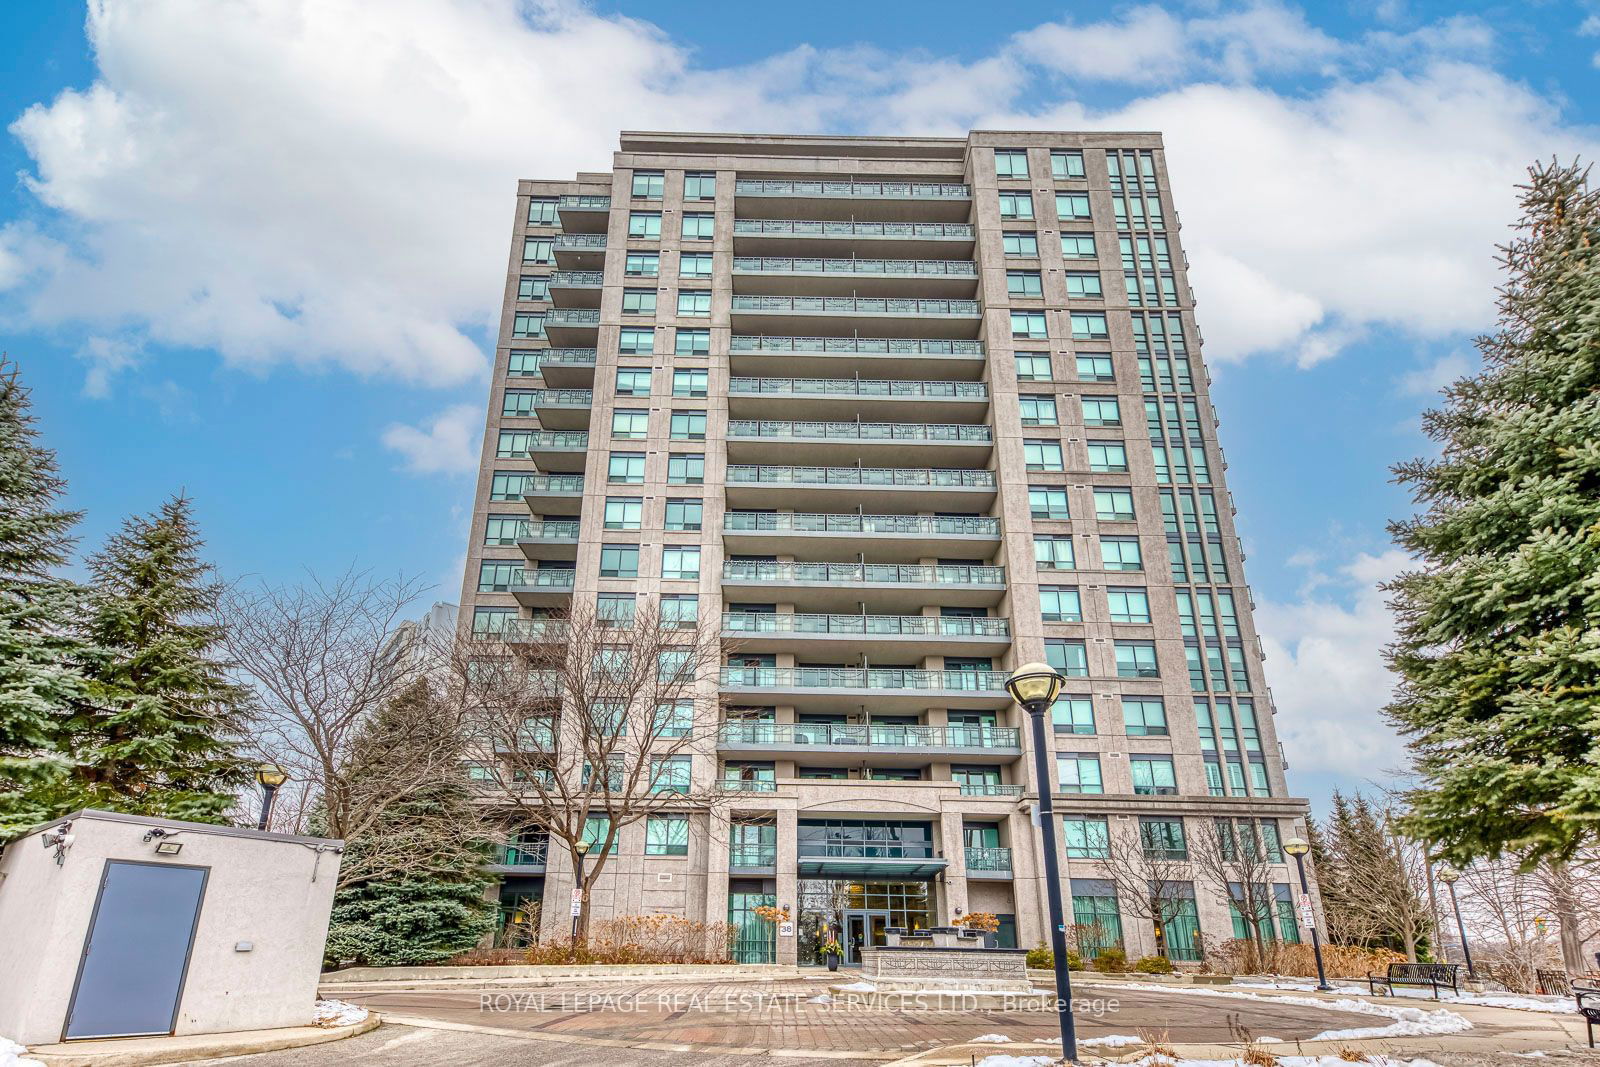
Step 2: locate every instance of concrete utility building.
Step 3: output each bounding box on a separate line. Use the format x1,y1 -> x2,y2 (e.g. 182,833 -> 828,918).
458,130 -> 1312,965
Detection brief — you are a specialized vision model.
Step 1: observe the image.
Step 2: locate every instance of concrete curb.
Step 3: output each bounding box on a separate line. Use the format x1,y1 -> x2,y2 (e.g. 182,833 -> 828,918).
25,1013 -> 381,1067
322,962 -> 798,984
321,968 -> 815,994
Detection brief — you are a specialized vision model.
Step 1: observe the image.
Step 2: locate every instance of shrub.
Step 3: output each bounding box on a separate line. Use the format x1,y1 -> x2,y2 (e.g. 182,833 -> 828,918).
1026,943 -> 1053,969
1091,946 -> 1128,973
1201,937 -> 1405,978
1068,949 -> 1083,970
1134,954 -> 1175,974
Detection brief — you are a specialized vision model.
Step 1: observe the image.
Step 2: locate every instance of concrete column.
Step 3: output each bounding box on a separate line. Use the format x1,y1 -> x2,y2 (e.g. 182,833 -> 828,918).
1010,808 -> 1046,950
939,811 -> 968,924
776,808 -> 799,964
704,808 -> 731,957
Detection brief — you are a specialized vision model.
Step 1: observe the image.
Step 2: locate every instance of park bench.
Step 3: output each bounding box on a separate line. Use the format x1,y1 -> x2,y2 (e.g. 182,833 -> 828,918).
1366,962 -> 1461,999
1574,981 -> 1600,1048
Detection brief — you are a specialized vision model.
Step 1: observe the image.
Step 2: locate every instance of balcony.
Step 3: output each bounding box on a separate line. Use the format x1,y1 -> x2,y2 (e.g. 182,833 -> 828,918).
509,568 -> 576,606
553,233 -> 607,268
797,840 -> 948,880
964,846 -> 1013,879
725,465 -> 997,510
500,432 -> 588,472
548,271 -> 603,308
722,611 -> 1009,656
720,722 -> 1019,765
721,560 -> 1005,612
722,511 -> 1001,561
958,782 -> 1024,799
516,519 -> 580,561
727,420 -> 991,466
729,843 -> 778,872
719,667 -> 1012,713
520,473 -> 584,511
717,778 -> 778,794
729,335 -> 986,379
532,347 -> 598,388
556,194 -> 611,232
734,180 -> 971,223
528,389 -> 593,430
544,308 -> 601,345
493,722 -> 557,753
732,219 -> 975,257
727,377 -> 989,420
730,296 -> 981,339
487,838 -> 549,874
490,618 -> 571,643
732,257 -> 977,298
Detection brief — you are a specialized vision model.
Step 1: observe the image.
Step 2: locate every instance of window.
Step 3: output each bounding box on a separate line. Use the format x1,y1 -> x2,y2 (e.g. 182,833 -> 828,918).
604,496 -> 643,530
676,328 -> 711,356
522,237 -> 553,264
1082,397 -> 1121,426
472,607 -> 517,635
615,368 -> 652,396
518,276 -> 549,301
1077,354 -> 1115,382
662,545 -> 701,580
1071,312 -> 1110,339
650,756 -> 691,794
657,648 -> 694,683
670,410 -> 707,440
681,213 -> 715,241
527,198 -> 558,225
1115,640 -> 1159,678
1015,353 -> 1053,381
626,252 -> 660,276
684,171 -> 716,200
1064,816 -> 1110,858
668,453 -> 705,484
677,290 -> 711,316
1029,485 -> 1070,520
502,390 -> 537,416
1123,697 -> 1168,736
1094,489 -> 1136,522
1107,587 -> 1152,624
1056,192 -> 1091,220
654,700 -> 693,738
1011,311 -> 1047,339
477,560 -> 526,592
506,351 -> 541,377
1003,232 -> 1040,257
1040,586 -> 1083,622
608,452 -> 646,483
582,815 -> 618,853
1052,695 -> 1094,734
619,327 -> 655,354
994,149 -> 1029,179
673,369 -> 708,397
1051,150 -> 1086,179
1066,272 -> 1103,298
489,471 -> 533,501
1018,394 -> 1058,426
1101,536 -> 1143,571
646,813 -> 689,855
1088,441 -> 1129,472
631,170 -> 664,199
665,498 -> 703,531
1061,233 -> 1096,258
621,288 -> 657,316
600,544 -> 640,578
998,192 -> 1034,219
1131,756 -> 1178,796
1139,816 -> 1186,857
483,515 -> 526,545
597,593 -> 636,626
1024,439 -> 1064,471
611,409 -> 649,439
661,593 -> 699,627
679,252 -> 713,278
1007,270 -> 1043,297
511,312 -> 544,338
1035,535 -> 1076,570
1046,638 -> 1089,676
1058,753 -> 1103,793
628,211 -> 663,238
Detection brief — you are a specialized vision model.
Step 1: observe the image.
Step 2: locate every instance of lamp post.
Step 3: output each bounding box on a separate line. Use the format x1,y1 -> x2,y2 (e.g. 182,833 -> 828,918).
1282,837 -> 1332,992
572,839 -> 591,943
1437,866 -> 1474,978
1006,661 -> 1077,1063
254,764 -> 288,831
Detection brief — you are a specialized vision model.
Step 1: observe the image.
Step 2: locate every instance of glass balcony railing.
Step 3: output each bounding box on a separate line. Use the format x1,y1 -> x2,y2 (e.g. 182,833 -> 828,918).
529,389 -> 594,406
557,194 -> 612,210
511,570 -> 576,591
720,666 -> 1011,695
799,841 -> 935,860
958,782 -> 1024,797
728,420 -> 991,443
733,220 -> 973,238
731,295 -> 979,317
717,778 -> 778,793
545,309 -> 601,326
533,348 -> 598,367
495,839 -> 550,867
722,512 -> 1000,537
727,466 -> 997,489
477,619 -> 570,642
730,844 -> 778,866
721,613 -> 1010,639
518,520 -> 581,540
732,256 -> 976,278
500,432 -> 587,458
719,722 -> 1020,748
549,270 -> 604,286
734,180 -> 971,200
554,234 -> 608,249
965,846 -> 1013,872
729,377 -> 988,400
730,336 -> 984,355
721,561 -> 1005,586
523,474 -> 585,494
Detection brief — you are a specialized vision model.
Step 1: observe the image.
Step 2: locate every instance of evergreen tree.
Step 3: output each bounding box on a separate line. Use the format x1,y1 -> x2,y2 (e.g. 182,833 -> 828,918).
0,360 -> 90,834
323,680 -> 495,966
68,495 -> 251,821
1386,160 -> 1600,866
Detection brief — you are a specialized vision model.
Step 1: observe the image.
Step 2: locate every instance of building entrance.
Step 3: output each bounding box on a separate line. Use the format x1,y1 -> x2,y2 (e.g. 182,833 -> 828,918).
798,879 -> 932,966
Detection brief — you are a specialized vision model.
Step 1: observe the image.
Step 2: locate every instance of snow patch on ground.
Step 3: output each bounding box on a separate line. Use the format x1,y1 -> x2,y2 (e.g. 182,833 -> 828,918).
1122,1059 -> 1444,1067
1082,1033 -> 1146,1047
1234,978 -> 1577,1014
971,1033 -> 1013,1042
807,993 -> 833,1004
974,1056 -> 1054,1067
833,981 -> 877,993
1105,982 -> 1472,1041
314,999 -> 369,1027
0,1037 -> 41,1067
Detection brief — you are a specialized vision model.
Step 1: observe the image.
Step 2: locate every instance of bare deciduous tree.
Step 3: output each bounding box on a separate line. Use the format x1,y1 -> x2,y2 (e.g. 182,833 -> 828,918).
1099,820 -> 1195,959
1190,817 -> 1284,971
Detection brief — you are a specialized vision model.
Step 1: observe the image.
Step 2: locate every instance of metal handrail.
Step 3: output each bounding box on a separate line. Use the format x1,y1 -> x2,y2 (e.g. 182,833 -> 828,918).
728,420 -> 991,443
511,570 -> 577,589
721,613 -> 1010,638
720,666 -> 1010,693
958,783 -> 1024,797
965,846 -> 1013,871
557,195 -> 611,209
732,257 -> 976,276
729,844 -> 778,866
545,309 -> 601,325
726,465 -> 997,488
554,234 -> 608,248
529,389 -> 594,405
722,512 -> 999,535
522,475 -> 585,493
734,180 -> 970,199
502,432 -> 588,454
533,348 -> 598,365
732,219 -> 973,237
717,778 -> 777,793
478,620 -> 571,642
719,722 -> 1020,747
517,520 -> 581,540
496,840 -> 550,866
549,271 -> 604,285
730,295 -> 979,316
729,336 -> 984,355
721,561 -> 1004,584
798,841 -> 937,859
729,378 -> 988,399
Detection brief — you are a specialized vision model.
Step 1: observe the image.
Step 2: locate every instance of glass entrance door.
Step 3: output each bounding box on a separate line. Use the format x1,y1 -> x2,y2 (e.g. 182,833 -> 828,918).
843,909 -> 891,965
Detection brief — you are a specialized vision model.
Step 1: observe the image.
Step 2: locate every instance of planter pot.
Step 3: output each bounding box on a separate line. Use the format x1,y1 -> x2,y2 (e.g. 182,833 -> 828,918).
827,955 -> 840,972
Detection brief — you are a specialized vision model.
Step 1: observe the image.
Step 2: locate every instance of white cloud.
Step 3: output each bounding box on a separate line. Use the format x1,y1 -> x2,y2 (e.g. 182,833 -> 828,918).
1256,549 -> 1411,782
1399,352 -> 1473,397
75,334 -> 142,397
382,403 -> 481,474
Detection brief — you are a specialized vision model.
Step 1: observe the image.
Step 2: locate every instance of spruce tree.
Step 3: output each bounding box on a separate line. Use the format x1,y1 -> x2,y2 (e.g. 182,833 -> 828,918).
323,681 -> 496,966
69,495 -> 251,821
0,360 -> 90,834
1387,160 -> 1600,867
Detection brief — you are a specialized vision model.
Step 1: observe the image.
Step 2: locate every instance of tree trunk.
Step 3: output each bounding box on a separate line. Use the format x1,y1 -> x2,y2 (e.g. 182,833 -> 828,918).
1548,862 -> 1588,973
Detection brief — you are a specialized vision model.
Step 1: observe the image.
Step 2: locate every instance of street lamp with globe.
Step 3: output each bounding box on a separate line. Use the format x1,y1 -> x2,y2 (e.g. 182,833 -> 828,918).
1282,836 -> 1332,991
254,764 -> 288,831
1437,865 -> 1475,977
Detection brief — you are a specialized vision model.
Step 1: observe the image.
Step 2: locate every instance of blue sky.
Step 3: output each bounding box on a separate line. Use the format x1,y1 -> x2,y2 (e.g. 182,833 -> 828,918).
3,0 -> 1599,812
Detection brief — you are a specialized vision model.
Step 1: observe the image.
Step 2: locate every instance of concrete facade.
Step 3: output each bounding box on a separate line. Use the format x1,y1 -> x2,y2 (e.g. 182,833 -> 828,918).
458,131 -> 1314,964
0,810 -> 341,1045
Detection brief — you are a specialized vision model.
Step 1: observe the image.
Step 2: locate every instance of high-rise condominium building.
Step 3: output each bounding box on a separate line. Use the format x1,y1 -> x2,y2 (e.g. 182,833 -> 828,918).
459,131 -> 1311,964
